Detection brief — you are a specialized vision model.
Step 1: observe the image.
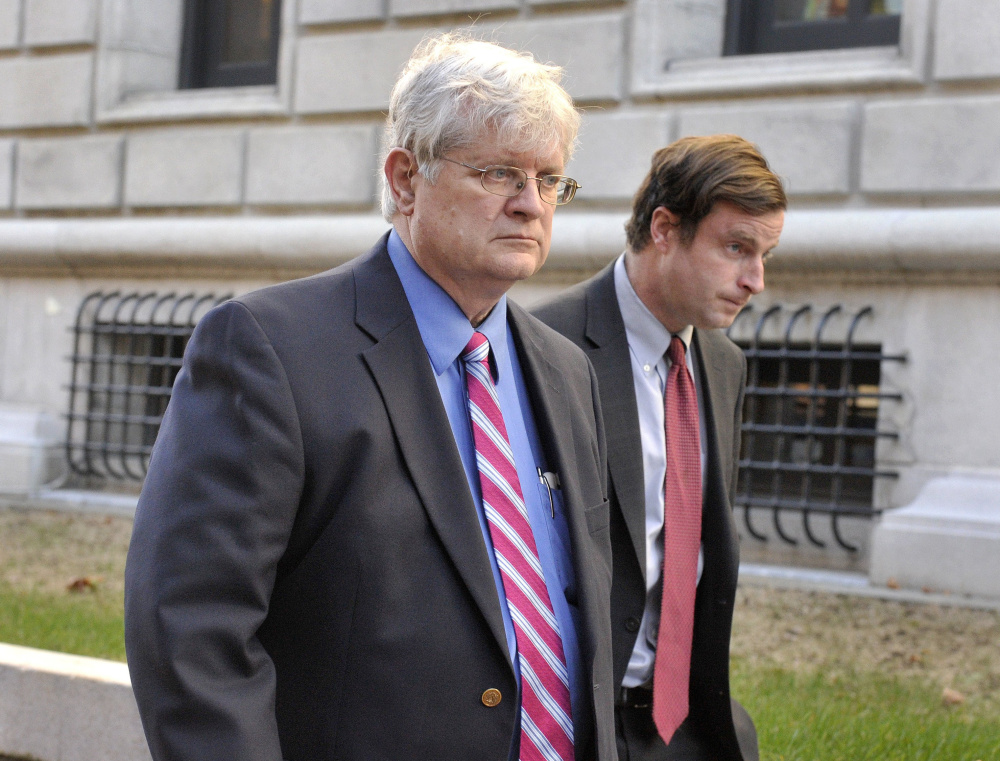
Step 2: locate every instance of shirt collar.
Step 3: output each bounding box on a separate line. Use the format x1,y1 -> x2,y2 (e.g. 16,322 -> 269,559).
613,253 -> 694,365
387,229 -> 508,378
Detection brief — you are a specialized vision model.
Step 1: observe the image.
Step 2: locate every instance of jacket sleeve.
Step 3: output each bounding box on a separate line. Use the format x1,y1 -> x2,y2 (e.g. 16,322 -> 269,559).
124,300 -> 304,761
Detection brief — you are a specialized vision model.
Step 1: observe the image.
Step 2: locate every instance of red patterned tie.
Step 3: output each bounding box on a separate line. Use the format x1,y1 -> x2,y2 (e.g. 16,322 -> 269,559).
462,332 -> 574,761
653,335 -> 702,744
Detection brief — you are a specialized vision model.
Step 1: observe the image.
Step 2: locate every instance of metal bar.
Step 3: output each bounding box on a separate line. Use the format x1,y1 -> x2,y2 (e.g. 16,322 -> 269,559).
769,305 -> 810,546
740,305 -> 781,542
738,461 -> 899,479
745,386 -> 903,400
829,306 -> 875,551
66,411 -> 168,426
67,354 -> 185,367
736,497 -> 882,516
742,349 -> 906,362
740,423 -> 896,438
67,384 -> 175,397
66,291 -> 106,476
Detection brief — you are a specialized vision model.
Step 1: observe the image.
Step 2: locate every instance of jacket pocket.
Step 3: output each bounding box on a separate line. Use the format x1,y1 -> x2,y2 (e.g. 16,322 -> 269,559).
585,499 -> 610,534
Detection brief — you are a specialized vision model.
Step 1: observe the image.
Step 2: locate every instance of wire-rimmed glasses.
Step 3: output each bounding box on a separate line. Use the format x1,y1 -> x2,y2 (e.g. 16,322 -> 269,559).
441,158 -> 580,205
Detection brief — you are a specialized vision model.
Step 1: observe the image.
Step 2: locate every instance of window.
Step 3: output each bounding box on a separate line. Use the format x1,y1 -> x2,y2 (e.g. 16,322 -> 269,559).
727,305 -> 905,552
66,291 -> 230,482
725,0 -> 902,55
180,0 -> 282,88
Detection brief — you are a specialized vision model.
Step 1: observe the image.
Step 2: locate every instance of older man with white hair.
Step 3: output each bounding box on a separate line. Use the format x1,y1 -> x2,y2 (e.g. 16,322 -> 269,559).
125,33 -> 615,761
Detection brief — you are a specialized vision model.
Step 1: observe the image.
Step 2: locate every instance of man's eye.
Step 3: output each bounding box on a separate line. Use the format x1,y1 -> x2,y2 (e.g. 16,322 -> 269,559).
488,167 -> 510,181
540,175 -> 561,188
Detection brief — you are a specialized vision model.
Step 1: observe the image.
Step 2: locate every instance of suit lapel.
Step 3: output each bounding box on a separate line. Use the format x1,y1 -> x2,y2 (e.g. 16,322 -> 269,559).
583,266 -> 648,568
354,242 -> 511,663
690,330 -> 739,589
692,330 -> 735,514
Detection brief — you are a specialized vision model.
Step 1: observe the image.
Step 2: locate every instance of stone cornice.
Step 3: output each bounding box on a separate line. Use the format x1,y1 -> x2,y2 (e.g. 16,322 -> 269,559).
1,208 -> 999,278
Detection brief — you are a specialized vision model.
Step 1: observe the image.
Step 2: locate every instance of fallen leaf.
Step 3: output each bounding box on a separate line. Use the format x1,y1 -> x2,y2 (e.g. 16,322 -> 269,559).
67,577 -> 96,593
886,577 -> 900,589
942,687 -> 965,706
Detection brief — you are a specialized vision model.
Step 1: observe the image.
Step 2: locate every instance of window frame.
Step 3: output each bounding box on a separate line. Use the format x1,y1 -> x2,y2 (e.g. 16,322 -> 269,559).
94,0 -> 295,125
629,0 -> 930,99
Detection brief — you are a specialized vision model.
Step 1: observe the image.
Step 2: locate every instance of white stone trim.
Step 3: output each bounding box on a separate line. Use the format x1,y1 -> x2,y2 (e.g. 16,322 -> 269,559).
630,0 -> 931,97
870,474 -> 1000,599
1,207 -> 1000,275
0,642 -> 150,761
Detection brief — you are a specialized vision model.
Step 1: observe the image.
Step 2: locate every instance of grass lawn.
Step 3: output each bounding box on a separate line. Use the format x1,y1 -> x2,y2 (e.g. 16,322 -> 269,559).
0,507 -> 131,661
733,661 -> 1000,761
0,582 -> 125,661
2,508 -> 999,759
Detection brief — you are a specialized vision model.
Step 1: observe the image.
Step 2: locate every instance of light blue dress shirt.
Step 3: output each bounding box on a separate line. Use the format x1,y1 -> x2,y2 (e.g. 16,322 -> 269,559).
387,231 -> 586,758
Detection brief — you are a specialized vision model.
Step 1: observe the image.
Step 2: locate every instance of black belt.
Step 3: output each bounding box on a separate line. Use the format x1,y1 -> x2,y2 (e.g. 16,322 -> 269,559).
616,685 -> 653,708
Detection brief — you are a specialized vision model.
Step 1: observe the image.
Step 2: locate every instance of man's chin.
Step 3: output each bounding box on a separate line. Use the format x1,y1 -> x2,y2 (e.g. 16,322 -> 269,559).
491,249 -> 546,283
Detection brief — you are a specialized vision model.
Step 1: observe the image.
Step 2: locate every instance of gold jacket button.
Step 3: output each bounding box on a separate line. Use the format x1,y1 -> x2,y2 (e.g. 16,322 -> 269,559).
481,688 -> 502,707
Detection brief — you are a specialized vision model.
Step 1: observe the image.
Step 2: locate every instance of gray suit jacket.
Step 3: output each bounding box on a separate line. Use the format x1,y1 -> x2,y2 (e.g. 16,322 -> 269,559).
124,235 -> 616,761
533,261 -> 755,761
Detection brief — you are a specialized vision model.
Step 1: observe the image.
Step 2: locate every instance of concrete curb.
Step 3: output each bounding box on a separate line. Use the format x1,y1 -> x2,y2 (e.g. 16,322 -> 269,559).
0,643 -> 149,761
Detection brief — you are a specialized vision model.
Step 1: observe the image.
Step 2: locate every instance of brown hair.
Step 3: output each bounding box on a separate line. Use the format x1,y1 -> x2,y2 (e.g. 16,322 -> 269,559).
625,134 -> 787,251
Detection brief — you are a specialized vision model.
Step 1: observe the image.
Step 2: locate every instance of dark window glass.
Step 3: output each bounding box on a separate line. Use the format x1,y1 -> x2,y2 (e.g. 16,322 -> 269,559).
725,0 -> 901,55
180,0 -> 281,89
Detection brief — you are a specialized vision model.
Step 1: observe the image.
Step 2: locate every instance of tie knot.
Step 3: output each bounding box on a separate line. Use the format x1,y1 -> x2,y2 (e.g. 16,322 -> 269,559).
462,331 -> 490,364
667,335 -> 686,367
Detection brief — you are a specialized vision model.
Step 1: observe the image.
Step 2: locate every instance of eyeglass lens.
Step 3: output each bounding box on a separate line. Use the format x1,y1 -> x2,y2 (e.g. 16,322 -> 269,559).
481,166 -> 577,205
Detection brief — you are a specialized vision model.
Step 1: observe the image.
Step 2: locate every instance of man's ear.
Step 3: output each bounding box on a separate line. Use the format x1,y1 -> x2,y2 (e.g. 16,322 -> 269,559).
649,206 -> 681,251
384,148 -> 418,216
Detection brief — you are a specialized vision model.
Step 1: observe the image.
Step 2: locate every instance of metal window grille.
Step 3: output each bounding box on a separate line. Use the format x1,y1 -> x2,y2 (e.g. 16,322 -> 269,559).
66,291 -> 231,481
727,305 -> 905,551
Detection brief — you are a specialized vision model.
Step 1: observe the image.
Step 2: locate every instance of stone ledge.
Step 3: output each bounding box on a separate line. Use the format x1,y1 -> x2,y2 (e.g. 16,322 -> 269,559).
0,643 -> 150,761
870,474 -> 1000,599
1,208 -> 1000,277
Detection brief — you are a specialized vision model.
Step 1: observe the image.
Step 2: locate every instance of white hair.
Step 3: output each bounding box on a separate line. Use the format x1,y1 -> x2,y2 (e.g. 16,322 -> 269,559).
380,32 -> 580,220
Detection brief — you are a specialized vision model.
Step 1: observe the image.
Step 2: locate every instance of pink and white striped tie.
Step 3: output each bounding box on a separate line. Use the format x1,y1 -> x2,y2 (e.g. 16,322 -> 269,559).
653,335 -> 702,745
462,332 -> 574,761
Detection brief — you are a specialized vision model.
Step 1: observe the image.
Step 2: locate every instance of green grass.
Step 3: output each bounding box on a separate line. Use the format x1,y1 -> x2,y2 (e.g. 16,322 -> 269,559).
733,659 -> 1000,761
2,581 -> 999,761
0,582 -> 125,661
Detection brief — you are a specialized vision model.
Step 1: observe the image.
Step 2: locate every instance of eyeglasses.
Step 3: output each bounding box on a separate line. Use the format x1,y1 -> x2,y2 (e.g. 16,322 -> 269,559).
441,158 -> 580,205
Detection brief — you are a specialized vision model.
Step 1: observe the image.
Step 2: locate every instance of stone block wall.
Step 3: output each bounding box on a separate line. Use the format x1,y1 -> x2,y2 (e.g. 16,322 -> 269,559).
0,0 -> 999,531
0,0 -> 997,213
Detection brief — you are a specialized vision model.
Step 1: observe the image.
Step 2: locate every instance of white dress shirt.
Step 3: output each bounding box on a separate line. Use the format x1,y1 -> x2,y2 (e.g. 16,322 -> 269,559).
613,254 -> 708,688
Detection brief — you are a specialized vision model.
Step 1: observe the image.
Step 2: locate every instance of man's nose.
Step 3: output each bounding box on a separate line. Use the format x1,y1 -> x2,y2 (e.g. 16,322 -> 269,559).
740,257 -> 765,294
507,178 -> 547,217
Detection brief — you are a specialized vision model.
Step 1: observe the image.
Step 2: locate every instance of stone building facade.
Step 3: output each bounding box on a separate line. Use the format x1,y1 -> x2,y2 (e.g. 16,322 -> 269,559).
1,0 -> 998,593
